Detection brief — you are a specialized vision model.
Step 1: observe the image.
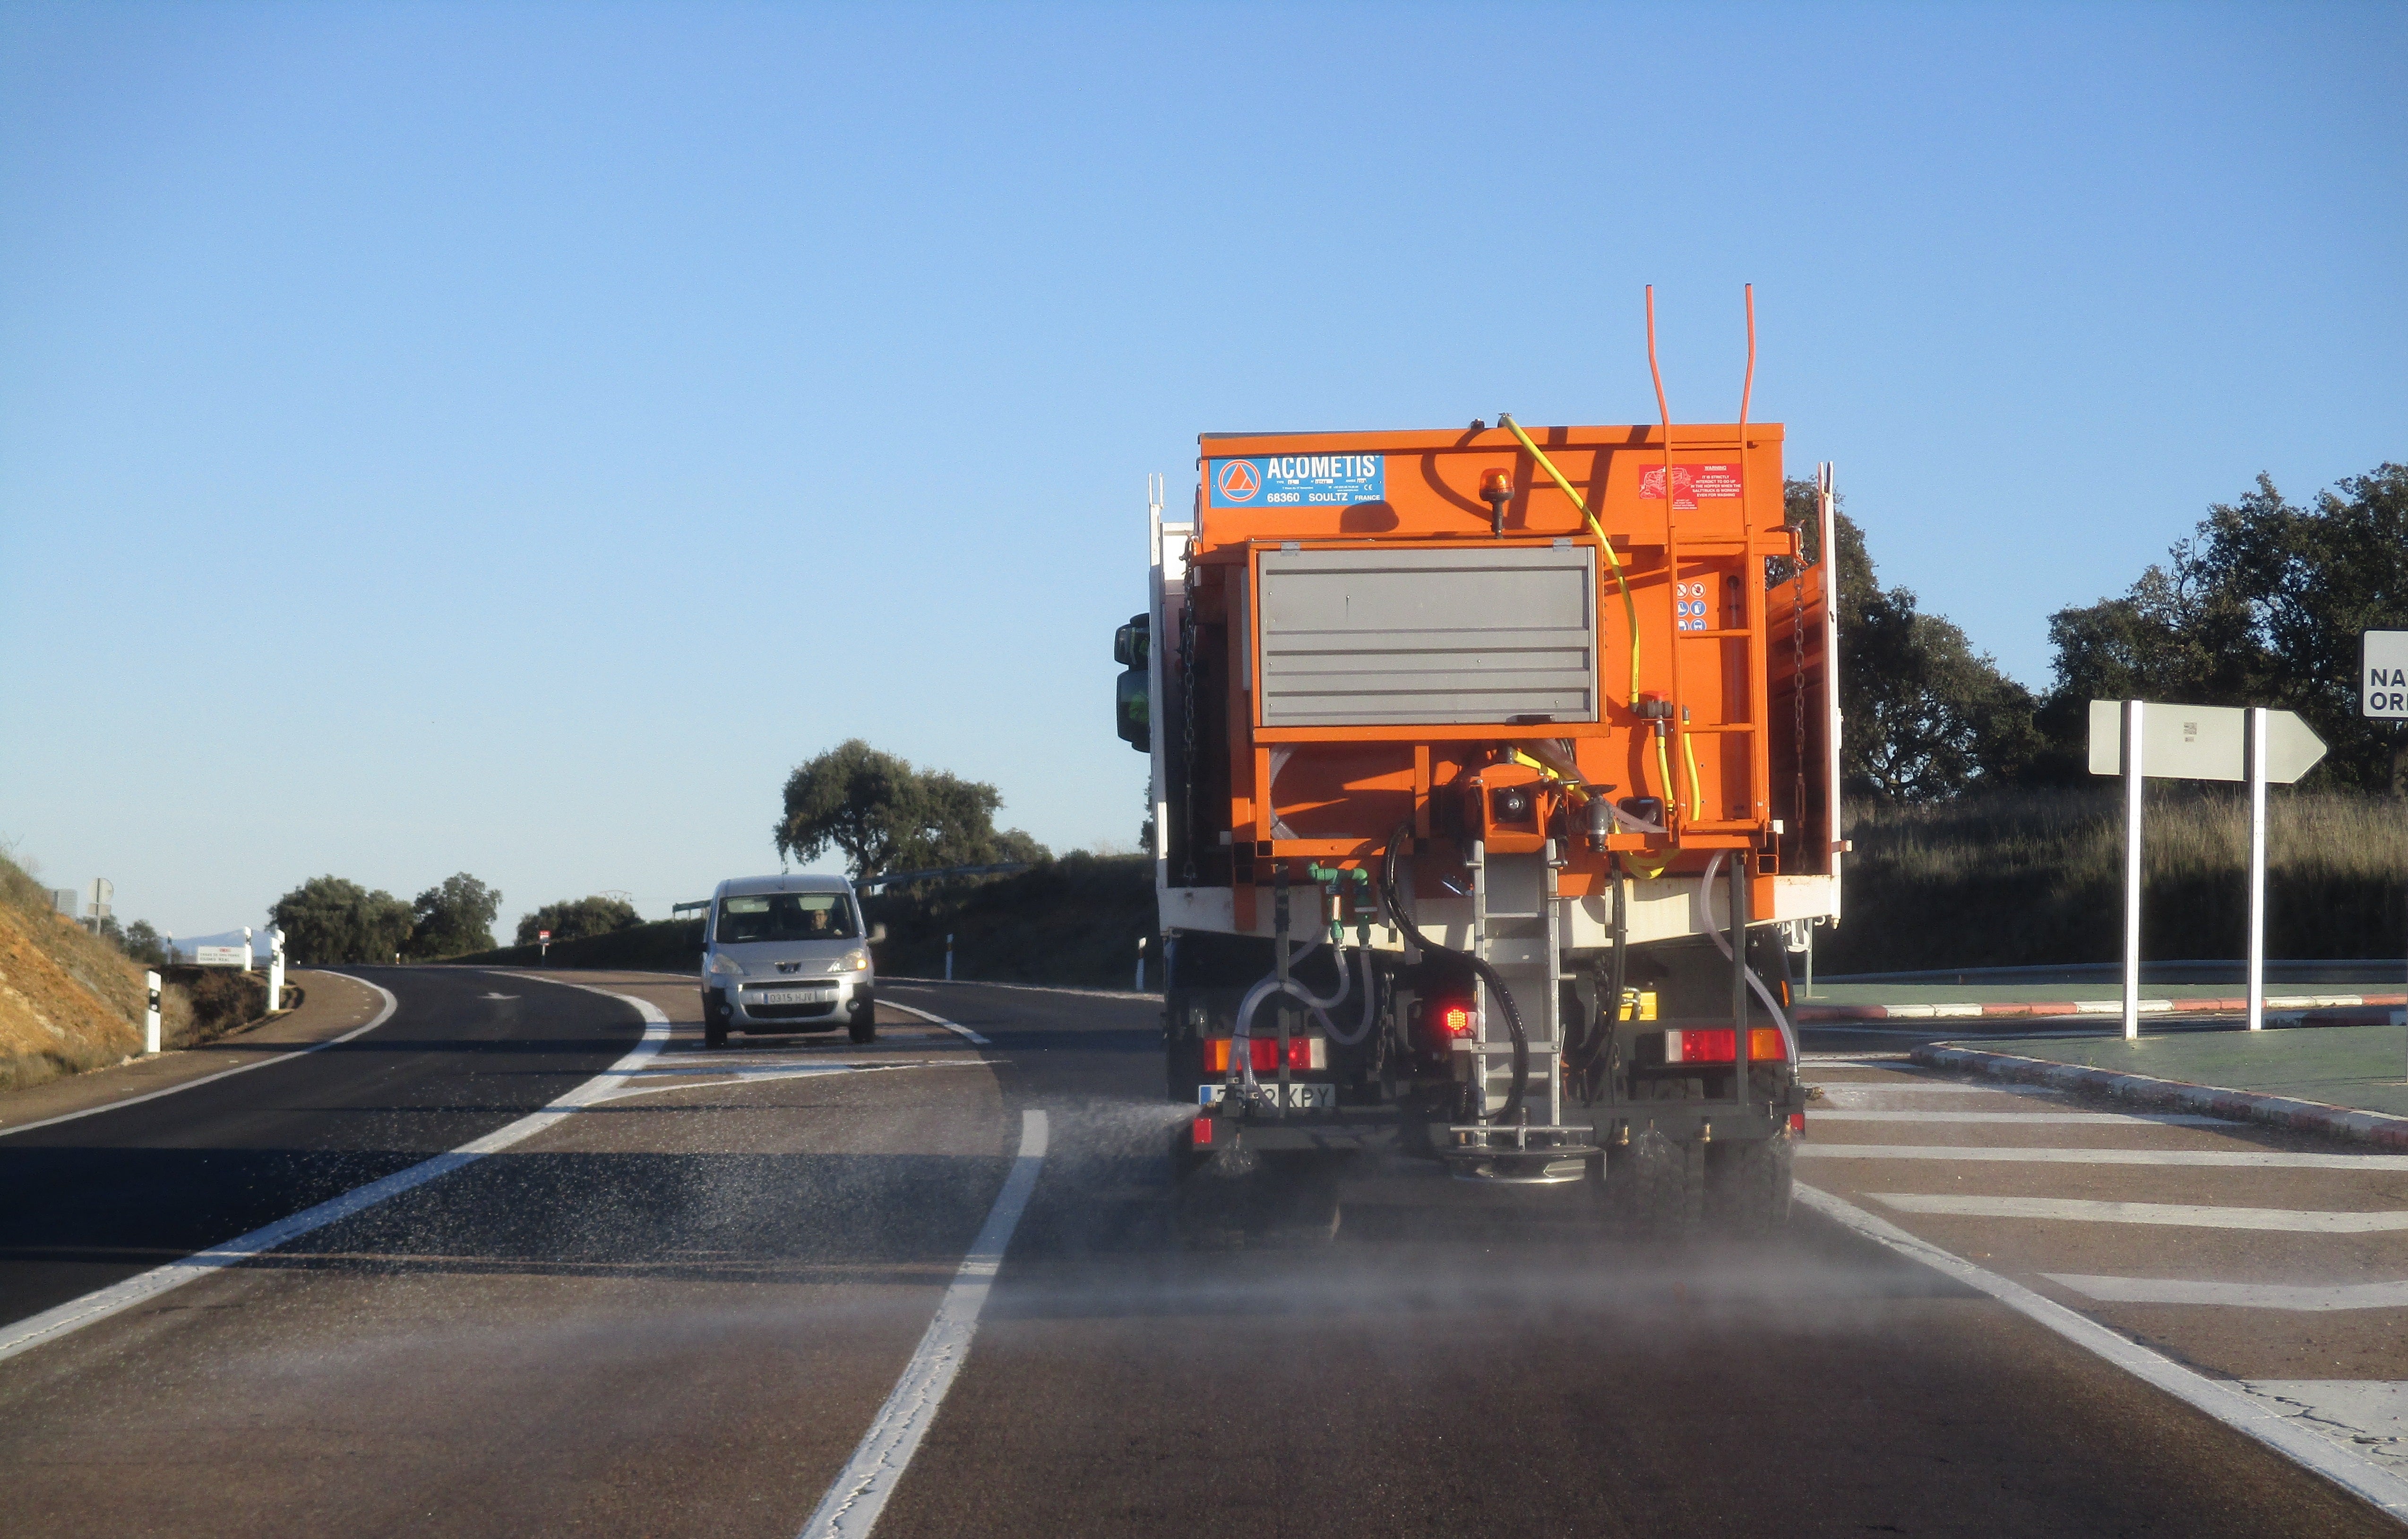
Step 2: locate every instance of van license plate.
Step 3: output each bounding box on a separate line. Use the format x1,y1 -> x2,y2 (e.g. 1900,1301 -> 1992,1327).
1198,1083 -> 1334,1110
753,988 -> 835,1005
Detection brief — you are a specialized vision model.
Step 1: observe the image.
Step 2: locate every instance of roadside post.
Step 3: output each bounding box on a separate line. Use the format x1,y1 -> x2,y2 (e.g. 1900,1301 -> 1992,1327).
945,934 -> 955,982
144,970 -> 161,1055
2360,630 -> 2408,1029
266,926 -> 286,1012
2090,700 -> 2326,1039
1135,934 -> 1148,992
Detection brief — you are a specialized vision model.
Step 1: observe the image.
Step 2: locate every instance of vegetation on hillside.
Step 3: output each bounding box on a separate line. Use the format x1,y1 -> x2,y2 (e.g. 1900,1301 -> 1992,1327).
776,738 -> 1047,880
515,894 -> 640,946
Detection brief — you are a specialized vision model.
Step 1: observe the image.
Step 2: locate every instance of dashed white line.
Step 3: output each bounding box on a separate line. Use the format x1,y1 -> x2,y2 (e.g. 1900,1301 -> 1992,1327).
2044,1276 -> 2408,1311
1871,1193 -> 2408,1232
798,1108 -> 1048,1539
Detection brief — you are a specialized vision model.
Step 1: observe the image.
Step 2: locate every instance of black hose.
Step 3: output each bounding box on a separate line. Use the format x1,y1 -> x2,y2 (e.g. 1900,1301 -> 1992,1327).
1566,851 -> 1626,1105
1379,823 -> 1529,1124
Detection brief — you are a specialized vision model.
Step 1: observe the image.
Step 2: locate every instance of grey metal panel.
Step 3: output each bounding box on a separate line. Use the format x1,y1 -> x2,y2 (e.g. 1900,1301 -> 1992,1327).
1257,545 -> 1597,726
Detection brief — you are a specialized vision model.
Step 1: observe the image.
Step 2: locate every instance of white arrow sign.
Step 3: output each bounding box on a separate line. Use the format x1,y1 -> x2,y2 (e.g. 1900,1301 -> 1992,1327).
2088,700 -> 2327,784
2365,630 -> 2408,720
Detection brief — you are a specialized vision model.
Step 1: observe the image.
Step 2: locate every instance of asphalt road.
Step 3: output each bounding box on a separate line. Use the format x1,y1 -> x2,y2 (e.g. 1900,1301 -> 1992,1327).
0,969 -> 2397,1536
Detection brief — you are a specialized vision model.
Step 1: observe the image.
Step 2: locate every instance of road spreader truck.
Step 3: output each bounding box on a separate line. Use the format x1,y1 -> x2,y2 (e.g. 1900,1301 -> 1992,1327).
1112,320 -> 1843,1235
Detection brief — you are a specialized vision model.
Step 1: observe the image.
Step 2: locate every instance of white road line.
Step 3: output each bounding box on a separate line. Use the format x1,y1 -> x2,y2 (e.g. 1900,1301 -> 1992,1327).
0,977 -> 401,1138
586,1062 -> 983,1104
799,1108 -> 1049,1539
1871,1193 -> 2408,1232
1798,1144 -> 2408,1170
2045,1276 -> 2408,1311
1795,1185 -> 2408,1515
1797,1053 -> 1912,1064
0,979 -> 667,1365
1811,1084 -> 2066,1100
1808,1109 -> 2225,1125
878,997 -> 991,1046
2239,1382 -> 2408,1466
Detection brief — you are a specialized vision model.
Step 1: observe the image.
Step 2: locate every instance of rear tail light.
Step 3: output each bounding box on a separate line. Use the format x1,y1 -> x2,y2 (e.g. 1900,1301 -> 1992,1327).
1789,1112 -> 1806,1133
1661,1027 -> 1789,1063
1203,1036 -> 1325,1072
1432,999 -> 1479,1038
1192,1116 -> 1215,1147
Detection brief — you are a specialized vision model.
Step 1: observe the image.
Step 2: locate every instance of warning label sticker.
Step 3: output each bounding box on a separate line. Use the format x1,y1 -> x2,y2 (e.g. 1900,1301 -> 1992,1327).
1209,454 -> 1385,509
1638,462 -> 1745,510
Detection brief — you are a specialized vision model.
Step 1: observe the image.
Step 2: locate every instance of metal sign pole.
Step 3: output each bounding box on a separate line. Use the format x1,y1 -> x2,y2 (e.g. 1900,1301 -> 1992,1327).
2123,700 -> 2144,1041
2246,707 -> 2268,1032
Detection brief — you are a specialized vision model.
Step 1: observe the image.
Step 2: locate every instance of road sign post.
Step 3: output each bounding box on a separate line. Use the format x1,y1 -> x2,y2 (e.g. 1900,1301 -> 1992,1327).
2362,631 -> 2408,1031
538,928 -> 550,961
2090,699 -> 2327,1038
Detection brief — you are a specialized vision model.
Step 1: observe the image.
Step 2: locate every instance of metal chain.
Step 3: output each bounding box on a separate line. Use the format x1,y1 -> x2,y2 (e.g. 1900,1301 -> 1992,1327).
1180,565 -> 1200,887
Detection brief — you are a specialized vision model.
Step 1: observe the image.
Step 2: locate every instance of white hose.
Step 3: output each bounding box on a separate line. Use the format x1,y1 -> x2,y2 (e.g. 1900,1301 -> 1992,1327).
1228,944 -> 1378,1094
1698,853 -> 1802,1064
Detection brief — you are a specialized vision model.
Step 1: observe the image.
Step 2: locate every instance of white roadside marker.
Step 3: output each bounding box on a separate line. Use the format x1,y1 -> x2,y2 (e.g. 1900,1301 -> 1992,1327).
1797,1185 -> 2408,1515
1873,1193 -> 2408,1232
799,1108 -> 1049,1539
1796,1144 -> 2408,1170
2045,1276 -> 2408,1311
0,979 -> 667,1365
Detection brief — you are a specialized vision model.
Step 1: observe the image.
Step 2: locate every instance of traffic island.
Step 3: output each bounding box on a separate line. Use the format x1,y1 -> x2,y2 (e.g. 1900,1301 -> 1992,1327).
1912,1023 -> 2408,1151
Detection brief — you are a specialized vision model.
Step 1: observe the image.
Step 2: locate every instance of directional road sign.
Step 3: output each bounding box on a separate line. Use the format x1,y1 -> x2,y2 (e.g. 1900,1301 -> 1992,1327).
2088,700 -> 2327,784
2365,630 -> 2408,720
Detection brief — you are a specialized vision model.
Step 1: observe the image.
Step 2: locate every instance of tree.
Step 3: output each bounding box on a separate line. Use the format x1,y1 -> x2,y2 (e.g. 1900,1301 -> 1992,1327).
2036,464 -> 2408,791
271,876 -> 414,964
1781,477 -> 2039,801
516,895 -> 641,947
407,873 -> 502,958
774,738 -> 1050,879
117,918 -> 170,966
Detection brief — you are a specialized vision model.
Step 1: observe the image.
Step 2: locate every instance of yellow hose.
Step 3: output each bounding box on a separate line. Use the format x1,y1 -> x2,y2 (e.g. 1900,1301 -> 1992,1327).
1680,729 -> 1705,824
1499,414 -> 1642,708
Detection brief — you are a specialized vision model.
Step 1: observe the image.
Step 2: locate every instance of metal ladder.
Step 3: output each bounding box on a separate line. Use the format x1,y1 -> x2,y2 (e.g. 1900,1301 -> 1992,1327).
1448,837 -> 1594,1182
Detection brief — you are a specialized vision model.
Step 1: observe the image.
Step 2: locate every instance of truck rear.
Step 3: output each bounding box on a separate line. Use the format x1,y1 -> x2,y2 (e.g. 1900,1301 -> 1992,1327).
1112,388 -> 1841,1236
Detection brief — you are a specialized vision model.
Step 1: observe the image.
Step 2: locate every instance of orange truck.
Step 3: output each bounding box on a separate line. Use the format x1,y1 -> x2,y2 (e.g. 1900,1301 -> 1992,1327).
1111,309 -> 1842,1234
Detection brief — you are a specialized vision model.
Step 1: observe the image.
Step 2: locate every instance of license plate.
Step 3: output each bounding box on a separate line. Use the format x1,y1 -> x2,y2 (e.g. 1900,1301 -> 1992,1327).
751,988 -> 834,1005
1198,1082 -> 1335,1110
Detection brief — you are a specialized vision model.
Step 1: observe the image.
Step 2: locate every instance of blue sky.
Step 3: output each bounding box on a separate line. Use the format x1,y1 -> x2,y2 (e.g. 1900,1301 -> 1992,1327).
4,2 -> 2402,941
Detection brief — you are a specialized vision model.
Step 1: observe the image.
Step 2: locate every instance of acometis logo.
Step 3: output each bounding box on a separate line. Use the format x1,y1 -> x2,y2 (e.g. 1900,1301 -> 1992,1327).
1215,459 -> 1260,502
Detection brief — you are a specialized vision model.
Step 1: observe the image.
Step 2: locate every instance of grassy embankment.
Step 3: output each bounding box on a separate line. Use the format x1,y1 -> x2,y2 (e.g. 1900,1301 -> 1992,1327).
0,854 -> 275,1092
1824,787 -> 2408,973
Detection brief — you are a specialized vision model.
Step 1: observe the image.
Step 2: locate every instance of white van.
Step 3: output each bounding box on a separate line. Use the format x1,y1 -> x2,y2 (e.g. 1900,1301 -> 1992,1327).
699,874 -> 882,1049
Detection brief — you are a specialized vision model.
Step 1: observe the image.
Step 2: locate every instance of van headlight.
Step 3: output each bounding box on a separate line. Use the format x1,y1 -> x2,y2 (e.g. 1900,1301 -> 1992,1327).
837,948 -> 871,973
707,952 -> 744,977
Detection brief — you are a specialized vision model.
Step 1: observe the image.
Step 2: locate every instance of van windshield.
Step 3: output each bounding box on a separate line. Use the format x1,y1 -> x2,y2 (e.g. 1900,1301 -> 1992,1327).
714,892 -> 858,944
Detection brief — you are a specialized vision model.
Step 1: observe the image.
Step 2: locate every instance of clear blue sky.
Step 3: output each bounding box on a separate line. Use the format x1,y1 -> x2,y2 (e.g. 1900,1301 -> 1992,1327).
4,2 -> 2402,942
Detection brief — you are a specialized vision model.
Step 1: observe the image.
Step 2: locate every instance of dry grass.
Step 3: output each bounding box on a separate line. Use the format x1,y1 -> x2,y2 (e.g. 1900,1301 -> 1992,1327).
1825,787 -> 2408,971
0,852 -> 213,1092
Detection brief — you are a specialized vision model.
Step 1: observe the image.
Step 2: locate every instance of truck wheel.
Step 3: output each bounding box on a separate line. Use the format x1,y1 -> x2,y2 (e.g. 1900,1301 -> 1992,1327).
1707,1130 -> 1795,1234
1603,1126 -> 1704,1238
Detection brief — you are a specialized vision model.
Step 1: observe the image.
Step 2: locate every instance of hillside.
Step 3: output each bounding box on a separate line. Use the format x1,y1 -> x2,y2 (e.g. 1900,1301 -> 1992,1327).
0,856 -> 171,1091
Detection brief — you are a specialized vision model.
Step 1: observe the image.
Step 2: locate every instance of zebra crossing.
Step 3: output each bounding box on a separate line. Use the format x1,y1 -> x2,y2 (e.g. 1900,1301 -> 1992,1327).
1796,1052 -> 2408,1481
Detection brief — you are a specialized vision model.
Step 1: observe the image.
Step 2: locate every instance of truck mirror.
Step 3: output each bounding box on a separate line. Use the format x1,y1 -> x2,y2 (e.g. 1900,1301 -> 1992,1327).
1113,613 -> 1149,669
1115,668 -> 1149,749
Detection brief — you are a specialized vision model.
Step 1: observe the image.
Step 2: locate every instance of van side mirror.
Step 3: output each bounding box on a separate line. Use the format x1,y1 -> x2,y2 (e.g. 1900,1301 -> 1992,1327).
868,922 -> 888,944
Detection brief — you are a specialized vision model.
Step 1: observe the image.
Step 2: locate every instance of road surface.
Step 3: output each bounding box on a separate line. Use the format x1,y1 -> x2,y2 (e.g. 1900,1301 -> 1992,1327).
0,967 -> 2397,1535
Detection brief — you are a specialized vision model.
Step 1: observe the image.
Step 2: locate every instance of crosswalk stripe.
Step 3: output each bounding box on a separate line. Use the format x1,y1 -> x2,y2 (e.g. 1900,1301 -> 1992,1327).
1872,1193 -> 2408,1232
1808,1109 -> 2224,1125
2045,1275 -> 2408,1311
1795,1144 -> 2408,1170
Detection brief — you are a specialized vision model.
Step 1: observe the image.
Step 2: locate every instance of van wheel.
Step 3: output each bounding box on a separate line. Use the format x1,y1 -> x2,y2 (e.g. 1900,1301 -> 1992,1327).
848,1012 -> 877,1045
704,1022 -> 727,1049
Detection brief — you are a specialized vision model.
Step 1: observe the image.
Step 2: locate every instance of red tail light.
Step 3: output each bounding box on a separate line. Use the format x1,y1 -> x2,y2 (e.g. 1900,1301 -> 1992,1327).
1203,1037 -> 1325,1072
1433,999 -> 1478,1038
1192,1116 -> 1215,1146
1661,1027 -> 1788,1064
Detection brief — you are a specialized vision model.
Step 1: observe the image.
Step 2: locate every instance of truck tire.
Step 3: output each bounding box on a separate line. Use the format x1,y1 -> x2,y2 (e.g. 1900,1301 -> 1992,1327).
1603,1125 -> 1705,1237
1707,1129 -> 1795,1234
